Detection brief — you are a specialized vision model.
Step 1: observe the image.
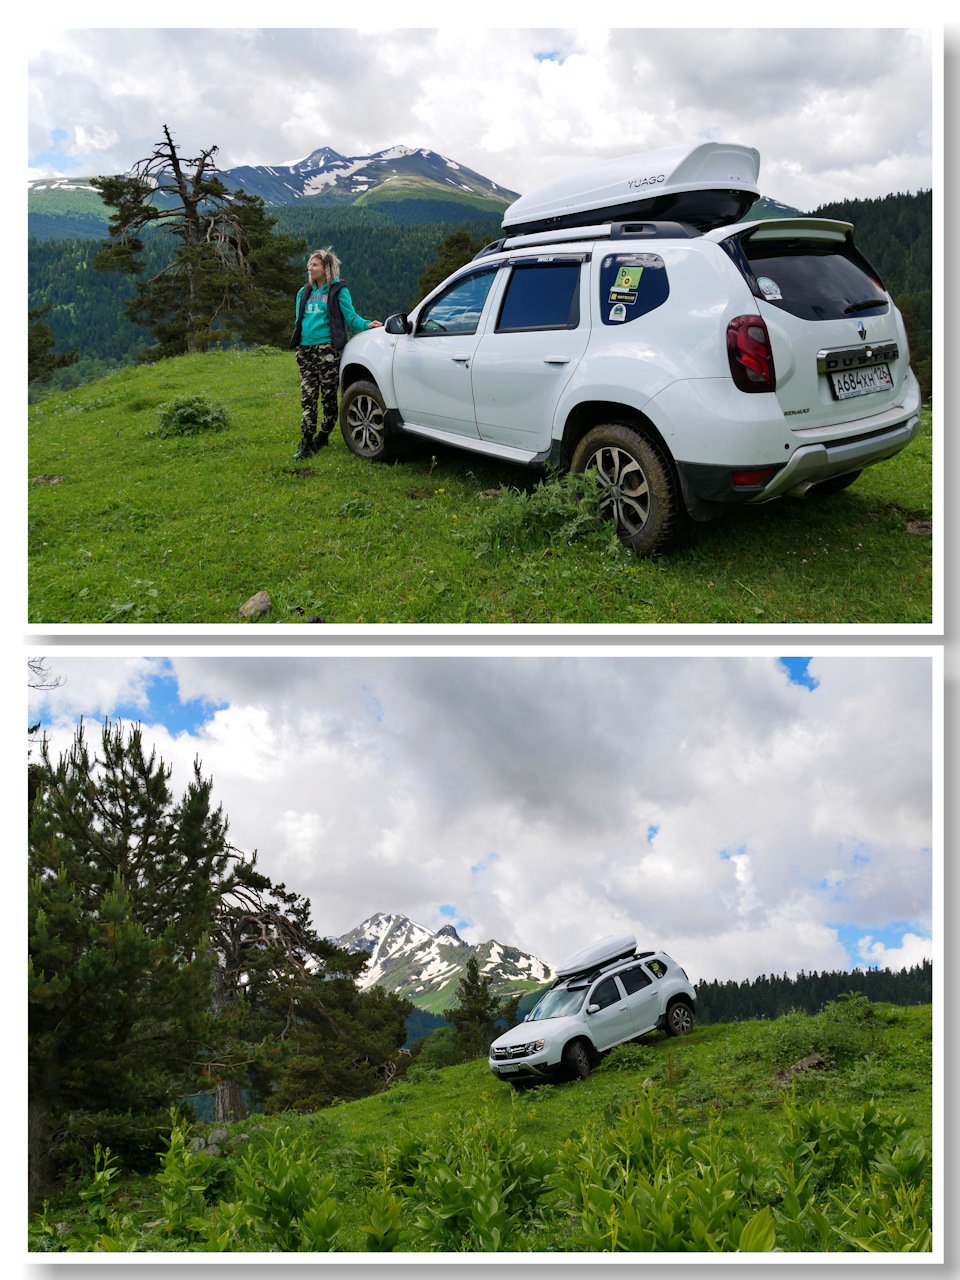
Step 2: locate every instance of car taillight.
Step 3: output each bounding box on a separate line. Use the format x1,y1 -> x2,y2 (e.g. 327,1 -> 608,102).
731,467 -> 776,488
727,315 -> 776,392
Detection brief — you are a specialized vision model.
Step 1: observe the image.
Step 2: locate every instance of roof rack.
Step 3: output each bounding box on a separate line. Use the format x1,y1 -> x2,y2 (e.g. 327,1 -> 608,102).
472,220 -> 700,262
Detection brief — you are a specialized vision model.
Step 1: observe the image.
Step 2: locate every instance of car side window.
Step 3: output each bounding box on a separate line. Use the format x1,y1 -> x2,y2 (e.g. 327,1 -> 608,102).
591,977 -> 622,1010
416,268 -> 499,336
618,965 -> 653,995
496,261 -> 582,332
645,959 -> 668,979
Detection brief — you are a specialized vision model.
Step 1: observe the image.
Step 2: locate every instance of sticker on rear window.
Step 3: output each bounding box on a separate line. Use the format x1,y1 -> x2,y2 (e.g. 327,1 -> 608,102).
757,276 -> 783,300
598,253 -> 669,324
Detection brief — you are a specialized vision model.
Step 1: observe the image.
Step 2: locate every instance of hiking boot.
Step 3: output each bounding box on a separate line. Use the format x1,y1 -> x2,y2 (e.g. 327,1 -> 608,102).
293,437 -> 316,460
313,431 -> 332,450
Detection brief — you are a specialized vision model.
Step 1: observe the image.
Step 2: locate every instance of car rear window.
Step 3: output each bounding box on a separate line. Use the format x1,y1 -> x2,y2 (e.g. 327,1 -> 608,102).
496,261 -> 581,332
598,251 -> 669,325
737,237 -> 889,322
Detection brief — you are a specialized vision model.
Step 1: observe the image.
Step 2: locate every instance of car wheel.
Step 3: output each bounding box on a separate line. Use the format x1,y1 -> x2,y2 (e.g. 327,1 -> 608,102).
339,380 -> 396,461
665,1000 -> 694,1037
570,423 -> 686,555
806,470 -> 862,497
562,1040 -> 592,1081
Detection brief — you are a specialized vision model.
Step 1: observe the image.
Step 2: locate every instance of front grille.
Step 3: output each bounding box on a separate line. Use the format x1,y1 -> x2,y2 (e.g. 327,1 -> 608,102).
491,1041 -> 542,1059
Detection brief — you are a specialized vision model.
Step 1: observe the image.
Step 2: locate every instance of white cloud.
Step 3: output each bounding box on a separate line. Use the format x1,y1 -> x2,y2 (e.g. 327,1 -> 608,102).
27,27 -> 934,208
28,653 -> 935,986
856,932 -> 933,971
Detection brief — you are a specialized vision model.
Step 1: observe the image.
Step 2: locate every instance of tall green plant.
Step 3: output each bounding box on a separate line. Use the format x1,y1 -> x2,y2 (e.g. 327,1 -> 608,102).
28,720 -> 237,1197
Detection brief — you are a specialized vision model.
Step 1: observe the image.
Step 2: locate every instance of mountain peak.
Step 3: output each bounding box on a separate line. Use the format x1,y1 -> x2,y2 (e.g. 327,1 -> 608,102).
436,923 -> 467,946
331,912 -> 555,1014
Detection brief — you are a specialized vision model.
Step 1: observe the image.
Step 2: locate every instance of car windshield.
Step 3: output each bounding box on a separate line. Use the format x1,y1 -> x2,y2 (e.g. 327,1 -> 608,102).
529,985 -> 587,1020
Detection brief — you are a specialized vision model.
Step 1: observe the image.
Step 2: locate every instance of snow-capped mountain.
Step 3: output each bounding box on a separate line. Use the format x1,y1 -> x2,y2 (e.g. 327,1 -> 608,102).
332,912 -> 555,1015
223,143 -> 517,209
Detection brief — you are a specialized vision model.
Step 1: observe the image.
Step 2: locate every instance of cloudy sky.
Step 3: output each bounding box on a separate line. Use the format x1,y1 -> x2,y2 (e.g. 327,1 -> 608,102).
27,24 -> 937,211
27,650 -> 937,987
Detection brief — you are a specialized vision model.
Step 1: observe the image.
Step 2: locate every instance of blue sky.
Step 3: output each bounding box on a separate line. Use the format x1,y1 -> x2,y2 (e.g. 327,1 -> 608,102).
28,652 -> 936,984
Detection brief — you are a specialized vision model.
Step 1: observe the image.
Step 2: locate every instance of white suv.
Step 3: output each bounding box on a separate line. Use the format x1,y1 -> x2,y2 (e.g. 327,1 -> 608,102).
338,143 -> 922,555
487,936 -> 697,1088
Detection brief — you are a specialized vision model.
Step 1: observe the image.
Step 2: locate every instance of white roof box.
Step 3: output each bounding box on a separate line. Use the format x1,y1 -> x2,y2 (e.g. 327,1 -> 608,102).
502,142 -> 760,235
556,932 -> 637,979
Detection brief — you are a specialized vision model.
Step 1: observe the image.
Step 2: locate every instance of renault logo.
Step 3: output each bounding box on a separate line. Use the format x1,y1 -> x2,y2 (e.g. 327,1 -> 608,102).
857,321 -> 867,340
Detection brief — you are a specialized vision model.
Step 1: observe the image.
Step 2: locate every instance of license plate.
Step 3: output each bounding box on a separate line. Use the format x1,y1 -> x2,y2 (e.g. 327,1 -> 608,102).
830,363 -> 894,400
498,1064 -> 519,1074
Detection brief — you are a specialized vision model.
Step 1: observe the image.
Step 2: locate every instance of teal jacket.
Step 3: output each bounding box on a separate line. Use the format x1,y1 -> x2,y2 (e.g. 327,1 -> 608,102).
295,278 -> 372,347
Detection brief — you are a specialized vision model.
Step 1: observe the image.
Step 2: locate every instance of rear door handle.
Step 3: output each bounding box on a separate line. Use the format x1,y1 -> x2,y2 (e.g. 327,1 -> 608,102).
451,356 -> 470,365
544,357 -> 570,364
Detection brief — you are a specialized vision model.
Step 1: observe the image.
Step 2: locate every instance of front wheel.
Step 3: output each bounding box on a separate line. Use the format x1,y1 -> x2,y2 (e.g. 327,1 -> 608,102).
562,1040 -> 593,1081
339,380 -> 397,461
570,422 -> 686,555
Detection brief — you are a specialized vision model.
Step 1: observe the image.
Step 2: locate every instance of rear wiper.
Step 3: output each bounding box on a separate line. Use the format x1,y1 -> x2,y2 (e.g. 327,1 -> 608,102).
843,296 -> 887,314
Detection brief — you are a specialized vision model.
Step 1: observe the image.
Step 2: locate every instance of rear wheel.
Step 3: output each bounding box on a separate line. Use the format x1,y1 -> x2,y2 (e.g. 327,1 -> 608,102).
562,1040 -> 592,1081
570,422 -> 686,555
339,380 -> 397,461
665,1000 -> 695,1037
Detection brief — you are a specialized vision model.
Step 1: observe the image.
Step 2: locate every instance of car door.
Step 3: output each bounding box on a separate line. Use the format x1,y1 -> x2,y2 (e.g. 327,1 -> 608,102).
391,265 -> 500,438
585,975 -> 634,1051
471,255 -> 590,451
617,963 -> 663,1036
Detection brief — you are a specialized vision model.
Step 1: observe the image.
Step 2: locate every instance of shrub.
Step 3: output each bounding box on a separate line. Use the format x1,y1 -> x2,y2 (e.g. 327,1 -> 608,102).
603,1042 -> 653,1074
153,394 -> 229,437
415,1025 -> 465,1070
460,469 -> 623,557
769,995 -> 884,1070
48,1107 -> 180,1178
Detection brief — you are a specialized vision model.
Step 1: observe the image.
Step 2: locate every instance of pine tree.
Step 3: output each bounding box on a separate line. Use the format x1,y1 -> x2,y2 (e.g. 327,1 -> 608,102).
414,230 -> 489,304
28,720 -> 241,1196
446,956 -> 506,1059
91,125 -> 304,360
28,307 -> 78,383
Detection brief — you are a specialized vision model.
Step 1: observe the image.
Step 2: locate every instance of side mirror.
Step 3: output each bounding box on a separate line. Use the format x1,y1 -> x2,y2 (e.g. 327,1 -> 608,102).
587,1004 -> 600,1015
385,313 -> 411,335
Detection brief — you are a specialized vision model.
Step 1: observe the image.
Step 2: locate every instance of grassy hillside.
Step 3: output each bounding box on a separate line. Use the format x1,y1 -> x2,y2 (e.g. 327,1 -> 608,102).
29,1000 -> 933,1253
27,349 -> 933,626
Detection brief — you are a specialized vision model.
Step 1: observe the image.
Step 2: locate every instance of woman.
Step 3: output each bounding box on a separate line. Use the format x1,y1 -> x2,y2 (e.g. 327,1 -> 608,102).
291,248 -> 382,459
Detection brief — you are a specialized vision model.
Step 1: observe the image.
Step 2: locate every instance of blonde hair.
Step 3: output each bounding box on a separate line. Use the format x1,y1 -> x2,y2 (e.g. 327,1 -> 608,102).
307,247 -> 341,284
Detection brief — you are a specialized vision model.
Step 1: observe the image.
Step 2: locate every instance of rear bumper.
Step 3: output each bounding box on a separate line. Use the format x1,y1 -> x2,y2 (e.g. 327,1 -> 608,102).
676,407 -> 922,518
753,410 -> 922,501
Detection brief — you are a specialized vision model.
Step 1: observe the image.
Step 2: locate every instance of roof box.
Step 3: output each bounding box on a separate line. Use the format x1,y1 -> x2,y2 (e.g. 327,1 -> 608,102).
556,932 -> 637,979
502,142 -> 760,235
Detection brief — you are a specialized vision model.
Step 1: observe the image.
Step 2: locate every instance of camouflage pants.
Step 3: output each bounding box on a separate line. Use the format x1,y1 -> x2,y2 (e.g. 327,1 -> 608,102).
296,344 -> 340,441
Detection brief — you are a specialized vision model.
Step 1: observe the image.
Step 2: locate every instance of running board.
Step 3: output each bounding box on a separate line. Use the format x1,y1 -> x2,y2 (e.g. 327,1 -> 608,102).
400,421 -> 542,465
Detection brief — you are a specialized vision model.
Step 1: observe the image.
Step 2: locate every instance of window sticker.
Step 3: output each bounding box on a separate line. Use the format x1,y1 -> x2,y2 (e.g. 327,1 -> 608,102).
599,252 -> 669,324
612,265 -> 644,293
757,275 -> 782,300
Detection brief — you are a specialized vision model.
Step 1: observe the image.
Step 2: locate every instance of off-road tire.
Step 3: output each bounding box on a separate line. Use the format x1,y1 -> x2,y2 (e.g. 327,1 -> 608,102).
562,1039 -> 593,1081
665,1000 -> 695,1037
570,422 -> 686,555
339,380 -> 397,461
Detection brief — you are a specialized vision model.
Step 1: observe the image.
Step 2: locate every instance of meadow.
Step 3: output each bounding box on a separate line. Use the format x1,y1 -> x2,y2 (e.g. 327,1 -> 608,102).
29,999 -> 933,1253
28,348 -> 933,626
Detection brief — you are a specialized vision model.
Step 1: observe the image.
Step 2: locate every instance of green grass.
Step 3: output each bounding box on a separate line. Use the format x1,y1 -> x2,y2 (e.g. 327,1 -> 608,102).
30,1002 -> 933,1253
28,348 -> 934,625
